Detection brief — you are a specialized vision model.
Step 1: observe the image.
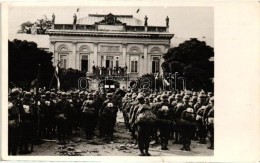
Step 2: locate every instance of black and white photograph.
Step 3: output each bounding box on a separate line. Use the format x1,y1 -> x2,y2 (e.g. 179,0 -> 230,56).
5,5 -> 215,157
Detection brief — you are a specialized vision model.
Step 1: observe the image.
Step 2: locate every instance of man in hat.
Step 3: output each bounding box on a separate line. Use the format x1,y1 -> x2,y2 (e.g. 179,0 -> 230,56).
8,88 -> 23,155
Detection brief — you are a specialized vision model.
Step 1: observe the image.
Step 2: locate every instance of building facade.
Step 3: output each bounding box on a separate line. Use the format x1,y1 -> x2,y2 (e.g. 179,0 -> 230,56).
47,13 -> 174,78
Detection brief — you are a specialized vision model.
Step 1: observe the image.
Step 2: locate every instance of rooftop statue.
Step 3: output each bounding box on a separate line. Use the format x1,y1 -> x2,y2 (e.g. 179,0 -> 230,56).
166,16 -> 169,27
73,13 -> 77,25
144,15 -> 148,26
52,13 -> 55,24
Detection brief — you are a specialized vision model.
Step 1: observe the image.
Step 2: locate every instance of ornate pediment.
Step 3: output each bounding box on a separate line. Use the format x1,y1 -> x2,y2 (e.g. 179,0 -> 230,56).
98,13 -> 123,25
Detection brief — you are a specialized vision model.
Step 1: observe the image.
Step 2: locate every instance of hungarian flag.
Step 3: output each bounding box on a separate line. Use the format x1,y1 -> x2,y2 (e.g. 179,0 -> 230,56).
155,73 -> 159,79
54,61 -> 60,90
163,77 -> 170,86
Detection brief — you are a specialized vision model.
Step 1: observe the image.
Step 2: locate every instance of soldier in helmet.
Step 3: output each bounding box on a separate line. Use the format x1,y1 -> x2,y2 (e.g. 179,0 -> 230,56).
126,93 -> 139,143
180,107 -> 196,151
204,97 -> 214,149
133,94 -> 155,156
43,91 -> 55,138
153,93 -> 173,150
20,92 -> 36,154
171,93 -> 183,144
99,93 -> 118,142
54,92 -> 69,144
174,95 -> 191,145
8,89 -> 23,155
81,93 -> 98,139
195,93 -> 208,144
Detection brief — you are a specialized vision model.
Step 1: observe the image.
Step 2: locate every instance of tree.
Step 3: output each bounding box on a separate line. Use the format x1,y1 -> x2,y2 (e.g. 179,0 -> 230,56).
162,38 -> 214,91
59,68 -> 86,91
8,39 -> 54,90
17,16 -> 52,34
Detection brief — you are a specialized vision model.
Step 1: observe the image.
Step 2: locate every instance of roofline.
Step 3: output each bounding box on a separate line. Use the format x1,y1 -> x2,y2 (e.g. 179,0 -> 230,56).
47,30 -> 174,39
88,14 -> 133,18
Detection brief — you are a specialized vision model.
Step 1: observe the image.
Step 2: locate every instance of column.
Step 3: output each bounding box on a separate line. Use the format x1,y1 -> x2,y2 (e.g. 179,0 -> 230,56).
70,42 -> 76,69
122,43 -> 127,67
75,47 -> 79,70
50,41 -> 55,66
143,44 -> 148,74
93,42 -> 98,67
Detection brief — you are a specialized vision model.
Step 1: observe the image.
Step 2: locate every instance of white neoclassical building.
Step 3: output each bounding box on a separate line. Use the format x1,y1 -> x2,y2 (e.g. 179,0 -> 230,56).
47,13 -> 174,78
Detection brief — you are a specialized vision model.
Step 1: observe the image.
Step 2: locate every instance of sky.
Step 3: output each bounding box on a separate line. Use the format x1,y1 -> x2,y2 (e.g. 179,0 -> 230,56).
8,6 -> 214,47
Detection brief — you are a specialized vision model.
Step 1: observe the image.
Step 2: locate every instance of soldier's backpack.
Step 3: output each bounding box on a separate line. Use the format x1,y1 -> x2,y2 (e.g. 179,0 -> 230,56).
82,100 -> 96,115
207,108 -> 214,126
183,108 -> 196,122
158,105 -> 170,117
196,106 -> 206,121
103,102 -> 116,114
136,105 -> 156,125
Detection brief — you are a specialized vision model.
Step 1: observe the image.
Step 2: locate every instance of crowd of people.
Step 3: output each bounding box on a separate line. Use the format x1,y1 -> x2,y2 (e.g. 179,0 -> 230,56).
8,87 -> 214,156
92,66 -> 128,77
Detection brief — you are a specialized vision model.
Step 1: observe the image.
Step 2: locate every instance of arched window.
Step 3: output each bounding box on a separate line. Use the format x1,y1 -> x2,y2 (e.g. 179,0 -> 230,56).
79,45 -> 91,72
150,47 -> 162,74
129,46 -> 141,53
150,47 -> 162,54
57,44 -> 70,69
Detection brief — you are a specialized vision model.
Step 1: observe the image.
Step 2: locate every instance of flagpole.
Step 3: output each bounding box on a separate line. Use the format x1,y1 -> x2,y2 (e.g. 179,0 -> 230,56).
48,68 -> 56,90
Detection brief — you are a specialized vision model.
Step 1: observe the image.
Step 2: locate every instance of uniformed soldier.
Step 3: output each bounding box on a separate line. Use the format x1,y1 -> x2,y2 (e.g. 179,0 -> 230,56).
179,107 -> 196,151
134,94 -> 156,156
173,95 -> 191,144
72,92 -> 81,131
81,93 -> 98,139
153,93 -> 173,150
43,91 -> 55,138
54,92 -> 69,144
127,93 -> 139,144
204,97 -> 214,149
8,89 -> 23,155
20,92 -> 35,154
99,93 -> 118,142
171,94 -> 183,144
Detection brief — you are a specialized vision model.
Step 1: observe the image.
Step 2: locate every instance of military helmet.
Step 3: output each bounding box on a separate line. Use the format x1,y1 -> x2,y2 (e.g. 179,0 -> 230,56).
183,95 -> 190,101
61,92 -> 67,98
45,91 -> 51,96
10,88 -> 21,97
106,93 -> 113,98
175,94 -> 182,100
24,92 -> 32,100
186,107 -> 194,113
88,93 -> 94,98
161,94 -> 169,100
137,94 -> 144,100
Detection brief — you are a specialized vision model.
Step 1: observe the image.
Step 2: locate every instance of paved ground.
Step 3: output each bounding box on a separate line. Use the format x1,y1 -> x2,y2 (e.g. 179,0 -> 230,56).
26,112 -> 214,156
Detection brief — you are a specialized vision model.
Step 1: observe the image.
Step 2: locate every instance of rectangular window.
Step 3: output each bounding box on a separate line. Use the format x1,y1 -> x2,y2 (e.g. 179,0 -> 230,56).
130,56 -> 138,73
115,56 -> 119,67
60,54 -> 68,69
81,55 -> 89,72
152,56 -> 160,73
